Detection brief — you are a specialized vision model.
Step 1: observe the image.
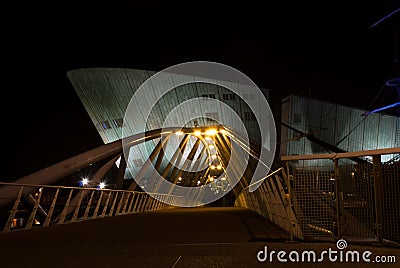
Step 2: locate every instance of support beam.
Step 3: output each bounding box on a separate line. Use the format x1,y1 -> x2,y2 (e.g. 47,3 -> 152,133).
160,135 -> 190,182
147,143 -> 167,192
169,136 -> 190,180
172,137 -> 201,187
115,156 -> 127,190
127,136 -> 170,191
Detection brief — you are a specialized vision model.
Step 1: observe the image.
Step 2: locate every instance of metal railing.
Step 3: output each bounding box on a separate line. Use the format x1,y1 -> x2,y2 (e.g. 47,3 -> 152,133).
0,182 -> 185,234
234,167 -> 303,240
281,147 -> 400,244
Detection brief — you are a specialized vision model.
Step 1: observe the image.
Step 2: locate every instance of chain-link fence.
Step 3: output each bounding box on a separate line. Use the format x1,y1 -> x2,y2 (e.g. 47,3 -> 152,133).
282,148 -> 400,244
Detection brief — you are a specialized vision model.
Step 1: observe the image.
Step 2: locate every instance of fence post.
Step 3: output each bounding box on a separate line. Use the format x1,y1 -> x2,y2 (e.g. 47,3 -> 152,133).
372,155 -> 383,245
334,159 -> 342,238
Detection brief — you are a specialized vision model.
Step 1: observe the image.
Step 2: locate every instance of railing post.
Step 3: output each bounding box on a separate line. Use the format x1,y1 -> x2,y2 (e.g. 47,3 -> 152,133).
133,193 -> 141,212
334,159 -> 342,238
43,188 -> 59,227
82,190 -> 95,220
92,191 -> 104,220
101,191 -> 112,217
115,192 -> 126,216
127,192 -> 136,213
108,192 -> 119,216
25,189 -> 43,229
372,155 -> 383,245
59,189 -> 74,224
71,189 -> 85,222
121,192 -> 131,214
4,186 -> 24,232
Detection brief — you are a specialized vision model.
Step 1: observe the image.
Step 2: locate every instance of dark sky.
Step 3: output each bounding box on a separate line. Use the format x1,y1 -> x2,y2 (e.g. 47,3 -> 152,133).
2,0 -> 399,180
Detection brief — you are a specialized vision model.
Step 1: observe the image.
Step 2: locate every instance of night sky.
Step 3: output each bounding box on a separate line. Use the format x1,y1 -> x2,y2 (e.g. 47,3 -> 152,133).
2,1 -> 399,180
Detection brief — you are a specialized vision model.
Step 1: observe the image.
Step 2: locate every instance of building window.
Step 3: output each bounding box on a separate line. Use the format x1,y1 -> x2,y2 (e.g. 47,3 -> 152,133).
223,93 -> 236,100
113,118 -> 124,128
201,94 -> 215,99
99,120 -> 111,130
205,112 -> 219,122
293,114 -> 302,123
243,93 -> 255,100
132,159 -> 143,167
244,111 -> 255,121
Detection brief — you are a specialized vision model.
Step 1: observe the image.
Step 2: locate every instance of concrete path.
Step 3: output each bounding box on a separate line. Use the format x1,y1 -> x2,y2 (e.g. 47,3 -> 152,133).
0,207 -> 398,267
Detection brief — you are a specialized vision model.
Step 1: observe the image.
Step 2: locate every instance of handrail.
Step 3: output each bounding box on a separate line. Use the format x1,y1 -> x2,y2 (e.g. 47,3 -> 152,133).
281,147 -> 400,161
0,182 -> 185,198
238,167 -> 284,194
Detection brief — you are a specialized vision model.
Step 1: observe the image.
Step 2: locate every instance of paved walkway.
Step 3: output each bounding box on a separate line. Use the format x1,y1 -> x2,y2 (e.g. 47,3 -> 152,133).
0,207 -> 399,267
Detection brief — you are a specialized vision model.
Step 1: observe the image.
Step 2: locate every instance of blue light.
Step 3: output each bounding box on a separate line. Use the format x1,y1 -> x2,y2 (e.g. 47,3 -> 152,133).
363,102 -> 400,116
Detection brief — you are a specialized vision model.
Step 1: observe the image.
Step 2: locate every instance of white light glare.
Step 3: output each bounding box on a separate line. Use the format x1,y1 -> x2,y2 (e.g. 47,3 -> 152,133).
99,182 -> 106,189
82,178 -> 89,186
205,129 -> 218,136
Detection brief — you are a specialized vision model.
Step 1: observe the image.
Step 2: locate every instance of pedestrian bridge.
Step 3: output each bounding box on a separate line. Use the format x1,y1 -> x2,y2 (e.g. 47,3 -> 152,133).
1,127 -> 399,267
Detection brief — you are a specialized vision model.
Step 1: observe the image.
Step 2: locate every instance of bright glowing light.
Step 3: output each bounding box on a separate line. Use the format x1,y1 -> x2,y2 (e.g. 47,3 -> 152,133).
210,165 -> 216,170
221,177 -> 226,181
99,182 -> 106,189
211,154 -> 217,159
197,180 -> 201,185
205,129 -> 218,136
216,165 -> 222,170
220,129 -> 227,134
175,131 -> 184,136
178,177 -> 182,181
209,177 -> 214,182
82,178 -> 89,186
194,130 -> 202,136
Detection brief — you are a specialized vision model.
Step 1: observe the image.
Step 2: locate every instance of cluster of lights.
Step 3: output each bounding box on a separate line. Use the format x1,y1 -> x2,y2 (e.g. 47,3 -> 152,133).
208,175 -> 230,194
172,127 -> 228,188
174,127 -> 228,137
80,178 -> 106,189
